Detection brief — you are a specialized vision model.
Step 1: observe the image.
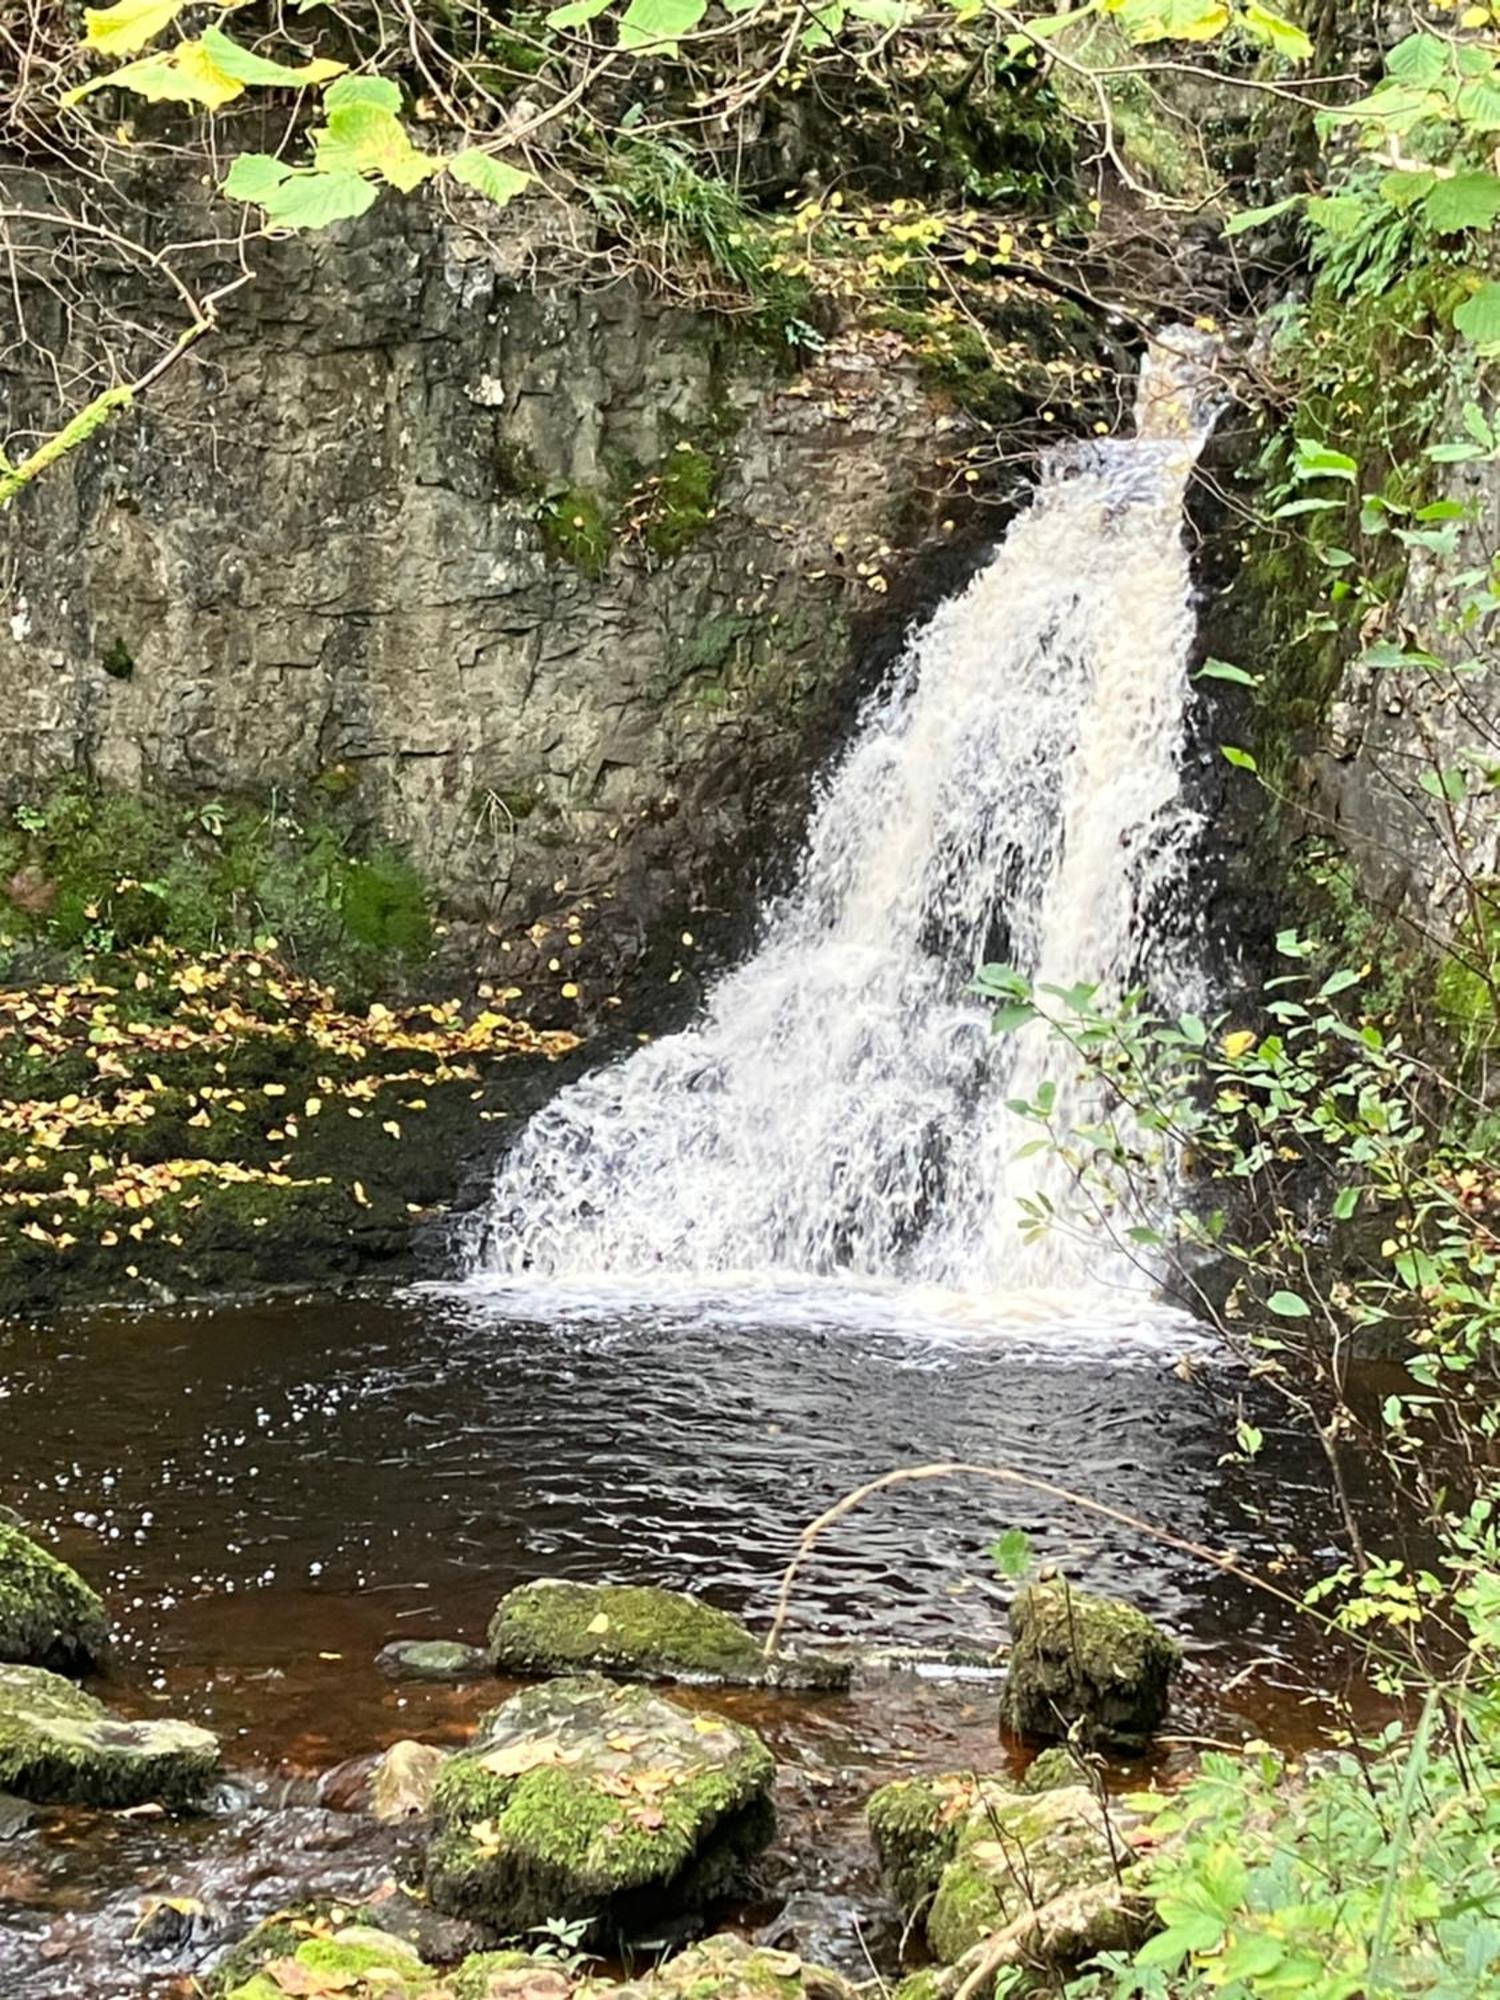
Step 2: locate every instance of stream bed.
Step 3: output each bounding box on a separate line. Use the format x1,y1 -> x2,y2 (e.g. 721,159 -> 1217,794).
0,1285 -> 1350,1998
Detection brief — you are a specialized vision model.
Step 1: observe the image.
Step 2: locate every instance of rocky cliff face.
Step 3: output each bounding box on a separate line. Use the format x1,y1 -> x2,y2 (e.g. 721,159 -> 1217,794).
1,192 -> 974,997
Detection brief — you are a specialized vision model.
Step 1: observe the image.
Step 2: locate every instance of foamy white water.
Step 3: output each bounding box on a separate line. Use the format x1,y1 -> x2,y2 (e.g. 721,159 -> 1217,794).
466,340 -> 1216,1322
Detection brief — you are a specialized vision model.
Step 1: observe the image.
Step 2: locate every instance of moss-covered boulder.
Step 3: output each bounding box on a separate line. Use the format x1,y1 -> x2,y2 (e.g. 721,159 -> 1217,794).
1020,1746 -> 1080,1794
224,1925 -> 435,2000
0,1522 -> 110,1671
487,1581 -> 848,1691
424,1674 -> 775,1940
617,1935 -> 858,2000
378,1638 -> 489,1682
866,1773 -> 975,1913
0,1661 -> 219,1806
1000,1581 -> 1180,1749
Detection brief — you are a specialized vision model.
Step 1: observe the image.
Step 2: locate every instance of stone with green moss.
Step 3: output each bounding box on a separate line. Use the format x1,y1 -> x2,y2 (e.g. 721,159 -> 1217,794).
378,1638 -> 489,1682
0,1522 -> 110,1671
423,1674 -> 775,1940
612,1934 -> 858,2000
1000,1580 -> 1179,1749
0,1661 -> 219,1807
487,1580 -> 848,1691
1020,1745 -> 1080,1794
223,1926 -> 434,2000
925,1784 -> 1149,1974
866,1773 -> 979,1913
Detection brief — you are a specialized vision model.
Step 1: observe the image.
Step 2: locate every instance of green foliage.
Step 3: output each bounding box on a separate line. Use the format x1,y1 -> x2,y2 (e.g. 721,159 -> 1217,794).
536,487 -> 613,577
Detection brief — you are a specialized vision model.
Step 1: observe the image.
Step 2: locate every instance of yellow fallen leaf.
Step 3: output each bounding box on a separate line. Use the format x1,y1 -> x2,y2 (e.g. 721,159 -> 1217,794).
587,1612 -> 611,1635
476,1734 -> 575,1777
1222,1029 -> 1256,1060
352,1181 -> 370,1208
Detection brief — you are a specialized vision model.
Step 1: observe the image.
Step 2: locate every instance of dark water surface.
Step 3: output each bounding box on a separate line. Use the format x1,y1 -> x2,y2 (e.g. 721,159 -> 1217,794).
0,1287 -> 1352,1998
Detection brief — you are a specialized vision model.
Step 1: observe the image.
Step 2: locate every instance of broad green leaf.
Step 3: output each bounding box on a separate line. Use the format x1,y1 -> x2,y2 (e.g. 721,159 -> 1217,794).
847,0 -> 914,22
1267,1289 -> 1310,1319
1107,0 -> 1229,44
1294,437 -> 1357,480
260,169 -> 379,231
65,40 -> 243,110
83,0 -> 191,58
1333,1186 -> 1361,1221
1221,746 -> 1258,772
617,0 -> 707,48
1423,171 -> 1500,234
1319,967 -> 1361,997
1224,194 -> 1303,237
1457,77 -> 1500,132
989,1528 -> 1033,1578
314,103 -> 438,192
1385,32 -> 1448,88
991,1002 -> 1038,1033
1218,1931 -> 1285,1981
322,73 -> 402,113
1178,1013 -> 1208,1045
547,0 -> 615,24
1419,766 -> 1468,803
447,149 -> 532,207
1379,168 -> 1436,211
801,1 -> 847,46
1304,191 -> 1376,237
199,25 -> 344,88
1454,280 -> 1500,347
223,153 -> 295,203
1196,658 -> 1259,686
1241,3 -> 1311,61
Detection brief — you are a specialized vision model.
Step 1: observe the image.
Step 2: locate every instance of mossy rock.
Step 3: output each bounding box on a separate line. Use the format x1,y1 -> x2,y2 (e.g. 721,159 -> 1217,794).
1000,1581 -> 1179,1749
1020,1746 -> 1079,1794
614,1934 -> 858,2000
378,1638 -> 489,1682
926,1785 -> 1149,1973
0,1522 -> 110,1671
487,1581 -> 848,1691
0,1661 -> 219,1807
866,1773 -> 989,1914
424,1674 -> 775,1940
224,1926 -> 435,2000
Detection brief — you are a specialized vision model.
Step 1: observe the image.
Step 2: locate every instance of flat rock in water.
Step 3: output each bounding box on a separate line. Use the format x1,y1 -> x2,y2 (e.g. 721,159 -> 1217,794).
0,1522 -> 110,1672
222,1930 -> 856,2000
377,1638 -> 490,1682
423,1673 -> 775,1939
0,1662 -> 220,1808
487,1580 -> 848,1691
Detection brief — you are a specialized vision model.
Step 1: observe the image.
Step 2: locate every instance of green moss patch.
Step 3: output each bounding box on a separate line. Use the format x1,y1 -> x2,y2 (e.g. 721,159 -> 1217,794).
425,1675 -> 775,1939
0,1522 -> 109,1671
487,1580 -> 847,1690
0,1660 -> 219,1807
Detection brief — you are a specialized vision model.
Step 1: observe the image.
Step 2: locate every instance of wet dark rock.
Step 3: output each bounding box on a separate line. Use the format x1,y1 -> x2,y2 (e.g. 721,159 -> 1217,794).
0,1662 -> 220,1808
129,1892 -> 224,1955
423,1673 -> 775,1941
1000,1580 -> 1180,1749
0,1787 -> 36,1840
488,1580 -> 849,1691
869,1771 -> 1153,1993
377,1638 -> 490,1682
372,1740 -> 451,1824
359,1883 -> 500,1965
0,1522 -> 110,1673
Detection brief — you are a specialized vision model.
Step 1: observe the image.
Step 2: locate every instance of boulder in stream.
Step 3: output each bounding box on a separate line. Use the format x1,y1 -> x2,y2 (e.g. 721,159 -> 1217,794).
0,1661 -> 220,1807
488,1581 -> 849,1690
377,1638 -> 490,1682
1000,1579 -> 1180,1749
0,1521 -> 110,1671
868,1770 -> 1153,1994
424,1674 -> 775,1939
372,1739 -> 452,1823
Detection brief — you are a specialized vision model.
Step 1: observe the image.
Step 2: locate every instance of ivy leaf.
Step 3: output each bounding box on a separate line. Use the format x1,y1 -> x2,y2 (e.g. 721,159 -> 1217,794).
323,73 -> 403,113
198,26 -> 344,88
1241,4 -> 1311,61
448,149 -> 532,207
259,170 -> 380,231
1423,172 -> 1500,234
1454,280 -> 1500,347
314,103 -> 439,192
83,0 -> 192,57
1267,1290 -> 1311,1319
617,0 -> 708,48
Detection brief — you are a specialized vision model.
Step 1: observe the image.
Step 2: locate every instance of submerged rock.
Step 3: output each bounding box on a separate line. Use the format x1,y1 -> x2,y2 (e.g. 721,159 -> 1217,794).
869,1770 -> 1153,1993
1000,1580 -> 1180,1749
488,1580 -> 848,1691
377,1638 -> 490,1682
372,1740 -> 452,1823
424,1674 -> 775,1939
0,1522 -> 110,1672
0,1661 -> 220,1807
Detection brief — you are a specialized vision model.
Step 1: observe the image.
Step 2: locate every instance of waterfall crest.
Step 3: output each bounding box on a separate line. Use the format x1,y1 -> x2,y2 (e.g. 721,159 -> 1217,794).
468,342 -> 1215,1310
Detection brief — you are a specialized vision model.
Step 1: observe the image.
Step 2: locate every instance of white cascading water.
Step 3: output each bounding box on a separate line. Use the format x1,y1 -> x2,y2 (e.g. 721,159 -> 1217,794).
468,339 -> 1216,1321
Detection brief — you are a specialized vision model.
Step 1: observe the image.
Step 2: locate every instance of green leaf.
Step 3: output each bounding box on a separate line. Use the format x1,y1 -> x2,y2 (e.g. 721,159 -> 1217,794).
314,103 -> 438,191
1241,3 -> 1311,61
1196,658 -> 1259,687
617,0 -> 708,48
1457,77 -> 1500,132
1454,281 -> 1500,347
1385,33 -> 1448,88
1419,766 -> 1468,804
1108,0 -> 1230,45
1235,1420 -> 1264,1457
223,152 -> 294,202
83,0 -> 191,57
1380,168 -> 1437,211
1267,1290 -> 1311,1319
323,73 -> 403,112
989,1528 -> 1033,1578
1294,437 -> 1358,481
259,169 -> 379,231
1273,496 -> 1343,518
1319,967 -> 1362,997
447,149 -> 532,207
1333,1186 -> 1361,1221
1178,1013 -> 1209,1046
198,24 -> 344,87
991,1003 -> 1038,1034
1224,193 -> 1304,237
1424,171 -> 1500,234
547,0 -> 614,24
1221,746 -> 1258,772
847,0 -> 913,21
64,41 -> 243,109
1217,1932 -> 1286,1982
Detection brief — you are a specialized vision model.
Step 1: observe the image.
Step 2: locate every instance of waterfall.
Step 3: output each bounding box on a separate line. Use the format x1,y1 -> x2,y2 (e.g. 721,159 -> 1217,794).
467,340 -> 1216,1314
